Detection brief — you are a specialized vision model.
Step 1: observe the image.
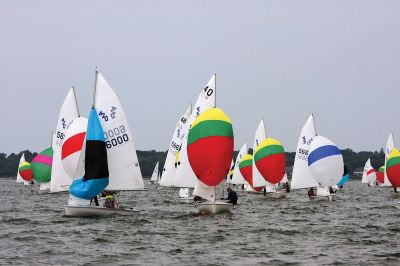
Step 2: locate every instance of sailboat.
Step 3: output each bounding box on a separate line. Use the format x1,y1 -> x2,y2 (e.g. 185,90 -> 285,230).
31,138 -> 54,193
50,87 -> 80,193
149,162 -> 159,185
95,71 -> 144,191
226,159 -> 234,185
381,132 -> 395,187
308,136 -> 344,201
158,104 -> 192,188
17,153 -> 34,186
230,143 -> 248,188
386,147 -> 400,190
65,71 -> 141,216
254,137 -> 287,199
361,158 -> 376,186
174,75 -> 216,202
290,114 -> 319,191
188,107 -> 234,214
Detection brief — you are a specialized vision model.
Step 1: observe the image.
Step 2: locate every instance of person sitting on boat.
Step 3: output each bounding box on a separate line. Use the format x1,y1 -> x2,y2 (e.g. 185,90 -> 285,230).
307,187 -> 316,198
226,187 -> 238,205
104,191 -> 118,208
193,195 -> 206,203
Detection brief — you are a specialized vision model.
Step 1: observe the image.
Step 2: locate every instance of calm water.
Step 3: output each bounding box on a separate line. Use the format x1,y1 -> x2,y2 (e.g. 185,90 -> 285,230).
1,179 -> 400,265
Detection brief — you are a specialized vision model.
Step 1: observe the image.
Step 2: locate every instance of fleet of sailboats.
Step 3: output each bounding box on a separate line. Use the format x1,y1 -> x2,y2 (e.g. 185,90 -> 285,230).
13,70 -> 400,216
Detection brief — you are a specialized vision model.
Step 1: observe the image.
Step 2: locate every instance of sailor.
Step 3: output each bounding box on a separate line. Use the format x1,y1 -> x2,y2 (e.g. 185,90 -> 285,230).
104,191 -> 118,208
226,187 -> 238,205
307,187 -> 316,198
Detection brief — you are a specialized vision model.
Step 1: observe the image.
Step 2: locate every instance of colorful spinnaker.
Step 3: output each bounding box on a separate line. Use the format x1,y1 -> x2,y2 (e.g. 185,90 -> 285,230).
376,166 -> 385,184
69,108 -> 109,200
62,117 -> 87,179
239,154 -> 263,191
386,148 -> 400,188
31,147 -> 53,184
19,162 -> 33,181
307,136 -> 344,187
189,108 -> 234,201
254,138 -> 286,185
175,74 -> 216,189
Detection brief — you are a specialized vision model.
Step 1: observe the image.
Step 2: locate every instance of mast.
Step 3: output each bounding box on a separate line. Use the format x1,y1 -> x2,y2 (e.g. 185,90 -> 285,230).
312,113 -> 317,136
263,118 -> 267,138
214,73 -> 217,108
50,131 -> 53,147
72,86 -> 80,117
93,69 -> 98,108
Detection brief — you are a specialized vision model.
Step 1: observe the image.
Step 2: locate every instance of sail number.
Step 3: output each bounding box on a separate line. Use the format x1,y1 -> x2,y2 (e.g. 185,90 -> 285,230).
201,85 -> 214,97
297,148 -> 309,161
56,131 -> 66,147
104,125 -> 129,148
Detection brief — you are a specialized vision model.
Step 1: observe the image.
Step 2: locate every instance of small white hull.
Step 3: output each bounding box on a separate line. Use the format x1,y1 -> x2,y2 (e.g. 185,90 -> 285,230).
64,205 -> 137,217
196,202 -> 233,214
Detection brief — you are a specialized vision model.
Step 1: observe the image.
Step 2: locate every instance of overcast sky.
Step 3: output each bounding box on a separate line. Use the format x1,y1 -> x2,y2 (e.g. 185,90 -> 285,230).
1,0 -> 399,154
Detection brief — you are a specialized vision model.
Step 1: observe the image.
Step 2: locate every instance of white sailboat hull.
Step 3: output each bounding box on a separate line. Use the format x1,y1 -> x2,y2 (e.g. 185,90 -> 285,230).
64,205 -> 138,217
196,202 -> 233,214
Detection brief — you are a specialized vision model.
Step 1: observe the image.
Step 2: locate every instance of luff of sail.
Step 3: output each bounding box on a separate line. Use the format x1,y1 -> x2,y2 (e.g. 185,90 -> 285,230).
174,74 -> 216,188
95,71 -> 144,190
69,108 -> 109,200
50,87 -> 80,192
290,114 -> 319,189
159,105 -> 192,187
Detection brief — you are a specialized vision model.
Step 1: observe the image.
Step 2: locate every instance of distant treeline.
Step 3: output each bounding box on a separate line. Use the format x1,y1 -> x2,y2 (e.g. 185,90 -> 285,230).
0,148 -> 386,178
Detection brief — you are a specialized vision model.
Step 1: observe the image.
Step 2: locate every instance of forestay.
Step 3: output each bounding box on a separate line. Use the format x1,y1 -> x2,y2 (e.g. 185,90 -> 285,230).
95,71 -> 144,190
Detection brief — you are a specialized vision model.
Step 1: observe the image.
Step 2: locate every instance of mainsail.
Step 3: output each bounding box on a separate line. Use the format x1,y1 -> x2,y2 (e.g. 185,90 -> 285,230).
383,132 -> 395,187
50,87 -> 80,192
230,143 -> 248,185
290,114 -> 319,189
95,71 -> 144,190
159,105 -> 192,187
252,119 -> 268,188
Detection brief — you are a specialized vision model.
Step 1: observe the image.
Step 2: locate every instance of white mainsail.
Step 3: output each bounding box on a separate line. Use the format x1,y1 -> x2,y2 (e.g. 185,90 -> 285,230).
95,71 -> 144,190
50,87 -> 79,193
175,74 -> 216,188
150,162 -> 159,183
231,143 -> 248,185
362,158 -> 372,184
159,105 -> 192,187
383,132 -> 395,187
16,153 -> 25,183
252,119 -> 268,188
226,159 -> 234,184
290,114 -> 319,189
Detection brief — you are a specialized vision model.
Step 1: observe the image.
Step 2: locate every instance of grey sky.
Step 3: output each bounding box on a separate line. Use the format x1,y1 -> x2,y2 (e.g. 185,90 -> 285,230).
1,0 -> 400,154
